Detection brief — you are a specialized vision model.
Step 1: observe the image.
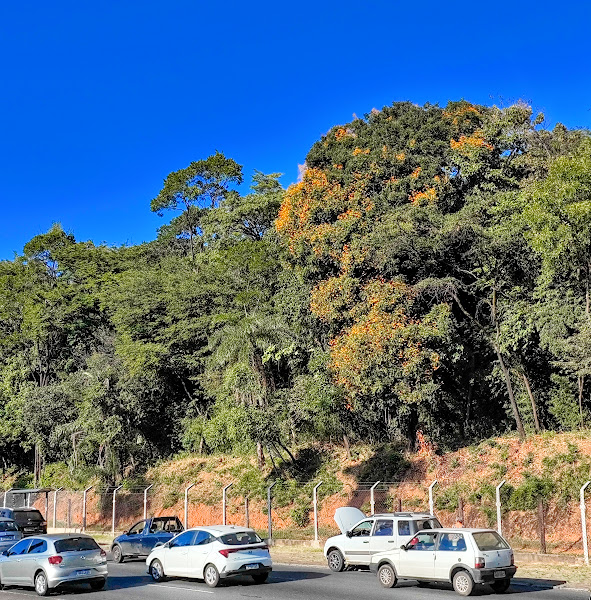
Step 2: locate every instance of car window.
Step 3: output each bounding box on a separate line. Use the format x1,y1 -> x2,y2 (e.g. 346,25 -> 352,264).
437,533 -> 467,552
472,531 -> 509,551
54,537 -> 100,553
351,520 -> 373,537
398,520 -> 411,536
193,531 -> 215,545
415,518 -> 441,531
374,519 -> 393,536
128,521 -> 146,535
220,531 -> 262,545
171,531 -> 195,547
28,539 -> 47,554
13,510 -> 44,523
0,520 -> 18,532
406,532 -> 438,551
153,518 -> 180,532
8,539 -> 31,556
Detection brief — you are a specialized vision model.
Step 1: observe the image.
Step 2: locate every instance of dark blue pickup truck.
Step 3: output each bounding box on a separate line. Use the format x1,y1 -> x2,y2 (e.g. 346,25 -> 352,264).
111,516 -> 183,562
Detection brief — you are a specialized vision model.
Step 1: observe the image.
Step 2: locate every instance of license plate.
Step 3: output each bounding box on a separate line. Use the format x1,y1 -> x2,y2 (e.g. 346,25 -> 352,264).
494,570 -> 506,579
245,563 -> 258,570
75,569 -> 91,576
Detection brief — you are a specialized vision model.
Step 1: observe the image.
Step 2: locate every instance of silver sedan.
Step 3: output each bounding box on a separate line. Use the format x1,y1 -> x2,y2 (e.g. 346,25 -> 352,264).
0,533 -> 108,596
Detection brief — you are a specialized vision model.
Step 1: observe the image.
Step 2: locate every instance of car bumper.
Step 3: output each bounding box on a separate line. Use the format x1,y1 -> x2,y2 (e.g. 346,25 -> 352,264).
47,564 -> 108,589
471,566 -> 517,583
220,564 -> 272,579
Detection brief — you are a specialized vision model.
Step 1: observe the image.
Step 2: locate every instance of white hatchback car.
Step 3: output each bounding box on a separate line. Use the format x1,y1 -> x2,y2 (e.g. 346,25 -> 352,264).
324,507 -> 441,571
370,528 -> 517,596
146,525 -> 271,588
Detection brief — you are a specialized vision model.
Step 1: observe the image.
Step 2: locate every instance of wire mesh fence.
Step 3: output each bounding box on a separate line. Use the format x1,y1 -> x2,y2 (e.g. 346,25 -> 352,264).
2,480 -> 590,557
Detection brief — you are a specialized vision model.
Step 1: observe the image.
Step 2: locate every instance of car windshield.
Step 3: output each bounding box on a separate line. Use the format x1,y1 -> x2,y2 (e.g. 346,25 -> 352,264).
0,521 -> 18,532
13,510 -> 44,523
472,531 -> 510,551
220,531 -> 262,545
416,518 -> 442,530
54,537 -> 100,553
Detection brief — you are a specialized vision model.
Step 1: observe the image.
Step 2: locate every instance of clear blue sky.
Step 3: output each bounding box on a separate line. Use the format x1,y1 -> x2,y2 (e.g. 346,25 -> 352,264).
1,0 -> 590,259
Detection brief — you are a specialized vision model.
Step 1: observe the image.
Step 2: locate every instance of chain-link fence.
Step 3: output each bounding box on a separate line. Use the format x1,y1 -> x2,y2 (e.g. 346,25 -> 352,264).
3,480 -> 590,558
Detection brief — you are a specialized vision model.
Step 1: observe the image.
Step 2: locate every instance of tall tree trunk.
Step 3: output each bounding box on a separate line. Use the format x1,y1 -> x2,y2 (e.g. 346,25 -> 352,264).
256,442 -> 265,469
522,372 -> 541,433
495,345 -> 526,440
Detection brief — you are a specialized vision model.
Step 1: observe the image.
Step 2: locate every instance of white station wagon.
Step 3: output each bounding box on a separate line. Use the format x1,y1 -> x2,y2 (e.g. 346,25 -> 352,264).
324,507 -> 441,571
370,528 -> 516,596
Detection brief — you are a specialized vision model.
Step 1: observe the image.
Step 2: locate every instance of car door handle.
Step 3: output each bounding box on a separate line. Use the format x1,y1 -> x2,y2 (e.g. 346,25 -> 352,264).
388,540 -> 395,543
363,541 -> 369,544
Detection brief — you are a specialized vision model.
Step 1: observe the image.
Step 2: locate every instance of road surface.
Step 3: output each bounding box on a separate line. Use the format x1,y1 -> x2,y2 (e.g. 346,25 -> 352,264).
0,560 -> 588,599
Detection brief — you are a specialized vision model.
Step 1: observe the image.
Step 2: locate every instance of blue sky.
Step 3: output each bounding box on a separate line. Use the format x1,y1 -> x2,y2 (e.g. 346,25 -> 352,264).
1,0 -> 590,259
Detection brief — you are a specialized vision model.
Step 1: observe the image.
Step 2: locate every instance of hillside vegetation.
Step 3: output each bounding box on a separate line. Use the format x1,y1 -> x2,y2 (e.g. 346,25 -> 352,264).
1,100 -> 591,489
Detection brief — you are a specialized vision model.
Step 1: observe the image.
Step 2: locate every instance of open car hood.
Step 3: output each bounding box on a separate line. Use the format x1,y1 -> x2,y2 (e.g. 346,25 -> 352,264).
334,507 -> 366,534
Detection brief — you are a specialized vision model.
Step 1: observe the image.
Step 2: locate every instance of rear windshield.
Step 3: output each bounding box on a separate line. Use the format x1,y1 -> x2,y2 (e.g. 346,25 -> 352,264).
54,537 -> 100,553
472,532 -> 510,551
0,521 -> 18,532
13,510 -> 44,523
220,531 -> 263,545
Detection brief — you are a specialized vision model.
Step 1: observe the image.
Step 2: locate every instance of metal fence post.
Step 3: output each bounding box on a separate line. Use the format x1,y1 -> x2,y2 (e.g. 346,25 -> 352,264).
267,481 -> 277,541
496,480 -> 506,536
53,487 -> 63,529
580,481 -> 591,565
82,486 -> 93,532
313,481 -> 323,542
370,481 -> 381,514
143,485 -> 153,520
428,480 -> 438,515
184,484 -> 195,530
111,485 -> 123,535
245,496 -> 249,528
222,483 -> 233,526
2,489 -> 7,508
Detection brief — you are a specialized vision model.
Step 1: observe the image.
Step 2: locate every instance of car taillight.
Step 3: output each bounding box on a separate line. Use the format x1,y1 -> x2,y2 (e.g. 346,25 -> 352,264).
100,549 -> 107,558
219,548 -> 240,558
510,553 -> 514,566
475,557 -> 485,569
48,556 -> 63,565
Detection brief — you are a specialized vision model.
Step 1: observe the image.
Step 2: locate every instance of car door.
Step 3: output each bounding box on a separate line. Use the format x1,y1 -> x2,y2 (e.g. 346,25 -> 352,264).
433,532 -> 469,580
397,531 -> 437,579
1,538 -> 31,584
22,538 -> 48,585
164,530 -> 195,576
343,519 -> 374,565
125,520 -> 147,555
143,518 -> 181,554
188,531 -> 215,577
370,518 -> 396,555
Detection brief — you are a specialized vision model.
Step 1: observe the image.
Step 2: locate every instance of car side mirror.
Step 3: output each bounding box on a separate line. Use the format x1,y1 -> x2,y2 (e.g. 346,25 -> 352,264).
346,531 -> 352,538
400,544 -> 407,551
1,550 -> 8,556
166,541 -> 173,549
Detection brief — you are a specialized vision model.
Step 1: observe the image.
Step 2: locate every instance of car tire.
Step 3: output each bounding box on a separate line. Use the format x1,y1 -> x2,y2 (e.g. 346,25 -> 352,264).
111,545 -> 124,563
452,570 -> 474,596
327,549 -> 345,572
378,564 -> 397,588
490,579 -> 511,593
252,573 -> 269,584
204,564 -> 220,588
34,571 -> 49,597
90,579 -> 106,591
150,559 -> 166,582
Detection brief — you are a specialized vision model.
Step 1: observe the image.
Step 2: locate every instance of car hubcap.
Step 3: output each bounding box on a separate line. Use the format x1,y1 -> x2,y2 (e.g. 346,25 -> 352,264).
329,554 -> 340,569
36,574 -> 46,594
152,563 -> 162,579
206,568 -> 215,584
380,569 -> 392,585
456,575 -> 469,593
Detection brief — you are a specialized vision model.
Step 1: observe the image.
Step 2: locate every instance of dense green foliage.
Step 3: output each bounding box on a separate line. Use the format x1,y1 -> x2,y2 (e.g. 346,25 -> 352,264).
1,101 -> 590,485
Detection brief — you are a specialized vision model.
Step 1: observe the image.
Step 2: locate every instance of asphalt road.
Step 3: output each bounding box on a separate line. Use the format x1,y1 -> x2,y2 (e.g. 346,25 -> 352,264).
0,560 -> 589,599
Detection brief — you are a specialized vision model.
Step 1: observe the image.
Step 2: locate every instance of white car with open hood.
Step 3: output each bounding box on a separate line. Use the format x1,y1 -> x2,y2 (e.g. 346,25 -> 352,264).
323,507 -> 442,571
370,528 -> 516,596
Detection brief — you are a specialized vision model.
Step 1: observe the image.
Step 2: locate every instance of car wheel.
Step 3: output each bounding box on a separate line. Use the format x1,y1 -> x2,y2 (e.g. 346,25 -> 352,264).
204,564 -> 220,588
111,545 -> 124,563
90,579 -> 106,591
34,571 -> 49,597
490,579 -> 511,593
150,559 -> 166,582
327,549 -> 345,572
378,564 -> 397,588
452,570 -> 474,596
252,573 -> 269,584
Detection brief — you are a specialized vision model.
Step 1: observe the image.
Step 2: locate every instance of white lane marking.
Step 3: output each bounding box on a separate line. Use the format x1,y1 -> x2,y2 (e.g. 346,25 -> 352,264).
149,584 -> 214,594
